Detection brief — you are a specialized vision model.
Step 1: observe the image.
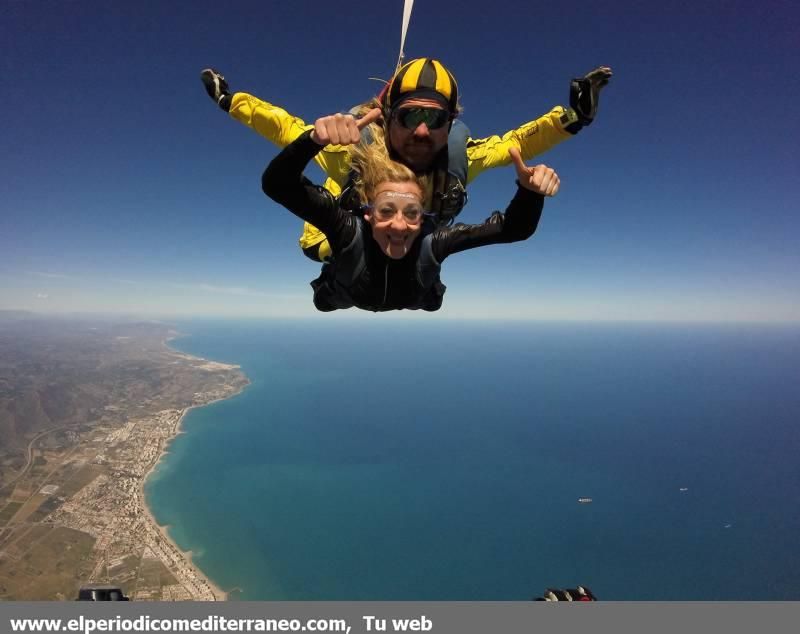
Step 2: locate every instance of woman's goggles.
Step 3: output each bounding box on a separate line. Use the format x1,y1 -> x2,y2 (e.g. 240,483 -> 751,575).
392,107 -> 450,130
364,205 -> 426,223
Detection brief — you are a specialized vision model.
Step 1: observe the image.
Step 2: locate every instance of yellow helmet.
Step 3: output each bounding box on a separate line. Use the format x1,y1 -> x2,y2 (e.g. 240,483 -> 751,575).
381,58 -> 459,114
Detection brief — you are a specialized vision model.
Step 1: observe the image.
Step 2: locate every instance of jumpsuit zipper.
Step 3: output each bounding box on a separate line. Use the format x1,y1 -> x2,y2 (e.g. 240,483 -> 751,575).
380,262 -> 389,309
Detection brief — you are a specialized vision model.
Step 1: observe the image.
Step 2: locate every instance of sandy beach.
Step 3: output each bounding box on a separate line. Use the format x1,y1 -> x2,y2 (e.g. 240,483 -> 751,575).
138,406 -> 229,600
135,338 -> 251,601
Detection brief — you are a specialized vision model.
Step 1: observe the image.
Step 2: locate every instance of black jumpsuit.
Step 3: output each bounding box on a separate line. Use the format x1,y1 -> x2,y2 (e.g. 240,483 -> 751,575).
262,131 -> 546,312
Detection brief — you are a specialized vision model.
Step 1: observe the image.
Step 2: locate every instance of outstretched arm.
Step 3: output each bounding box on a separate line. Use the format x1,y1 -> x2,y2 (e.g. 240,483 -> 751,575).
465,66 -> 612,182
433,148 -> 559,261
568,66 -> 613,129
261,110 -> 381,249
201,68 -> 353,188
234,95 -> 355,187
261,131 -> 343,237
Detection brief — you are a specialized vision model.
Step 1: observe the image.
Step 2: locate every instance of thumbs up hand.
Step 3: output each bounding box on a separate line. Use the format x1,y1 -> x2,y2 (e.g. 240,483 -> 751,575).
508,147 -> 560,196
311,108 -> 382,146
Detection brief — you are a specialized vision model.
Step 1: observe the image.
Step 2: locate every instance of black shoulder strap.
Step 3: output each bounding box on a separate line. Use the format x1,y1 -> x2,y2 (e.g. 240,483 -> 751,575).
429,119 -> 470,226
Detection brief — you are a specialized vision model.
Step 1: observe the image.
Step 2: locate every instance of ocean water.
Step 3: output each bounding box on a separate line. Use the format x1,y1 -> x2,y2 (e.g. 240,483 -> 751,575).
145,320 -> 800,600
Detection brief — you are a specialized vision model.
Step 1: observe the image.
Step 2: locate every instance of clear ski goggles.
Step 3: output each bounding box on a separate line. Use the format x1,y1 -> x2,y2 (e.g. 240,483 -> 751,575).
363,191 -> 428,224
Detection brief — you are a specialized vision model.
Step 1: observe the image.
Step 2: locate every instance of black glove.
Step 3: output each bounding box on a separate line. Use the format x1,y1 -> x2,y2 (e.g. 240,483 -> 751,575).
569,66 -> 613,126
201,68 -> 232,112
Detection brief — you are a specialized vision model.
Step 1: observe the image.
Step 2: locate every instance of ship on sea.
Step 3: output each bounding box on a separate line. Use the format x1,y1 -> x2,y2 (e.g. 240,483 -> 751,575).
578,497 -> 593,504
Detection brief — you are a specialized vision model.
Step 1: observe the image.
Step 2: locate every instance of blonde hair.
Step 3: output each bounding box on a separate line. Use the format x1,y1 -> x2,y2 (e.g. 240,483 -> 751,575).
348,100 -> 430,207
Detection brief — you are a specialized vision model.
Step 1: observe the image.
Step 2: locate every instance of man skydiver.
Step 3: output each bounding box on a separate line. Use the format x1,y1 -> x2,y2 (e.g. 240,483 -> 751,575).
201,59 -> 611,262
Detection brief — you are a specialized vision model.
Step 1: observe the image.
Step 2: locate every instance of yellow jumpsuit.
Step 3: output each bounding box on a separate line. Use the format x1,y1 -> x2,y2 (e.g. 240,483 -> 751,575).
230,92 -> 576,261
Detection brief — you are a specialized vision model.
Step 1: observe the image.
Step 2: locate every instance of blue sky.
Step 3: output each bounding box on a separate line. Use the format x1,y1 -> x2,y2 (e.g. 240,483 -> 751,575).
2,0 -> 798,322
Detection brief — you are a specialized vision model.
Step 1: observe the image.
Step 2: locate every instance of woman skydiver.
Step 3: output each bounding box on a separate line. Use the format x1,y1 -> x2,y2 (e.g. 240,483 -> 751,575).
261,109 -> 560,312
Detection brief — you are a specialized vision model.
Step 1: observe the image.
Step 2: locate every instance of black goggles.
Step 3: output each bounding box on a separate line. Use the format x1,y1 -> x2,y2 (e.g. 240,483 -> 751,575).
392,107 -> 451,130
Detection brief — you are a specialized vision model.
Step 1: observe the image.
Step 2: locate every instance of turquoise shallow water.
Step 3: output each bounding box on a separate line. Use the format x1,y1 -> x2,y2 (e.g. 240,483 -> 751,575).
145,320 -> 800,600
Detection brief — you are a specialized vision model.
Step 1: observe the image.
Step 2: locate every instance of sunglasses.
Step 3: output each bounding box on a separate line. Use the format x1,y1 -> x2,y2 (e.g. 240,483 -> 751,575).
392,107 -> 450,130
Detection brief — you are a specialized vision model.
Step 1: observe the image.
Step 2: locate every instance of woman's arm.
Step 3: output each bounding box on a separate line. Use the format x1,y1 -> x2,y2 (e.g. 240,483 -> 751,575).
262,110 -> 382,237
433,151 -> 559,261
261,130 -> 353,242
431,187 -> 545,260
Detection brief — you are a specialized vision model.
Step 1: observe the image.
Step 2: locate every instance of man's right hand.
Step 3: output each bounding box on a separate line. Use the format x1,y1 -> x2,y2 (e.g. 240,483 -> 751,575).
311,108 -> 382,146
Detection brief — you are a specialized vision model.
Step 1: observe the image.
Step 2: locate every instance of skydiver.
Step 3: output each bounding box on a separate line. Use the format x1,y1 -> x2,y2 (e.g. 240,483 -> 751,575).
261,108 -> 559,312
202,59 -> 611,262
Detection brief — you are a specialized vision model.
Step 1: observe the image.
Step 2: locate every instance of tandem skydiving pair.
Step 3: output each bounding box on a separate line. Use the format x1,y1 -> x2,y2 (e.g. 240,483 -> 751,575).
201,58 -> 612,312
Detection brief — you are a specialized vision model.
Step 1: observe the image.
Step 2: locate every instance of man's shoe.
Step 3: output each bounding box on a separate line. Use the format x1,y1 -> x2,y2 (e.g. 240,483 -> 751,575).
201,68 -> 232,112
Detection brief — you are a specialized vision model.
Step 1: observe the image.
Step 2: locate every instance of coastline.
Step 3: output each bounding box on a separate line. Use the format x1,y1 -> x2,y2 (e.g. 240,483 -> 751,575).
136,336 -> 250,601
139,406 -> 230,600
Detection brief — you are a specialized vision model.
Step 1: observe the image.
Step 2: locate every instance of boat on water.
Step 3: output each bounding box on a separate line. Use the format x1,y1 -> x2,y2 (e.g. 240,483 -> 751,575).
679,487 -> 689,492
578,497 -> 593,504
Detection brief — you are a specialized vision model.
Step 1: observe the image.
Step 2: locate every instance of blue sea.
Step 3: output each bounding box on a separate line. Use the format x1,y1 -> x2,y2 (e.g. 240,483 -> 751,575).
144,320 -> 800,600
